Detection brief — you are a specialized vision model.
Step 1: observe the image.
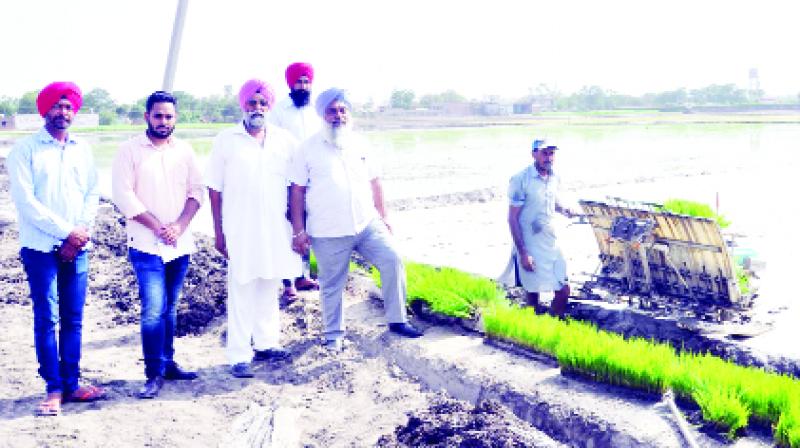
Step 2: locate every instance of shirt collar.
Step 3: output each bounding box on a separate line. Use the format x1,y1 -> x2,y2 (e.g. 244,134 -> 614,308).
135,132 -> 175,150
36,127 -> 77,145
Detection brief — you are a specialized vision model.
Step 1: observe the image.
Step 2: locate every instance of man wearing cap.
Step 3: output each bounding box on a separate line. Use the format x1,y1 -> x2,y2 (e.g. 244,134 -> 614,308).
7,81 -> 104,416
288,87 -> 423,352
112,90 -> 204,398
268,62 -> 320,300
206,79 -> 301,378
506,139 -> 574,317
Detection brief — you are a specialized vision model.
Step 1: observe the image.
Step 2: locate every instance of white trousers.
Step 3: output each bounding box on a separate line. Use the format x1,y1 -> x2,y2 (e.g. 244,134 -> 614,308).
226,277 -> 281,364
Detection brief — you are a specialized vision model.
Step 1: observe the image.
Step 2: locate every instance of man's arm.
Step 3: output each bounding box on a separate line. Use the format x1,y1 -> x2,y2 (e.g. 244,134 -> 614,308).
370,177 -> 392,233
289,184 -> 310,255
555,202 -> 575,218
7,145 -> 76,241
208,189 -> 227,258
160,198 -> 201,246
508,205 -> 535,271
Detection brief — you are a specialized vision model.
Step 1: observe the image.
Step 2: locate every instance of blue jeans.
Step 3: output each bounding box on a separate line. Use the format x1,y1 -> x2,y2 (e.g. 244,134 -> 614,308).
128,248 -> 190,379
20,248 -> 88,394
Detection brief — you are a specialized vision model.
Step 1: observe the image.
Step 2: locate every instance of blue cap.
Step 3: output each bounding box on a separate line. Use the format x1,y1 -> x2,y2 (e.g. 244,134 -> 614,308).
532,139 -> 547,151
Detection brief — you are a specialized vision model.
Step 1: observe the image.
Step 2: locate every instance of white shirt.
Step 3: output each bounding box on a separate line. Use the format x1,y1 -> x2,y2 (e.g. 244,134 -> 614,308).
205,123 -> 302,284
267,96 -> 321,142
288,130 -> 381,238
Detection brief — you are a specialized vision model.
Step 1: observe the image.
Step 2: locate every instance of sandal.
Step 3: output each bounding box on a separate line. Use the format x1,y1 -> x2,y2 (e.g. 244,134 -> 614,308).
63,384 -> 106,403
294,277 -> 319,291
35,392 -> 62,416
281,287 -> 300,302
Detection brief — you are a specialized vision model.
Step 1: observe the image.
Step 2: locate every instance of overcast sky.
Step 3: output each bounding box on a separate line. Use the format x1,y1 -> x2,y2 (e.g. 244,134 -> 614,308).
3,0 -> 798,103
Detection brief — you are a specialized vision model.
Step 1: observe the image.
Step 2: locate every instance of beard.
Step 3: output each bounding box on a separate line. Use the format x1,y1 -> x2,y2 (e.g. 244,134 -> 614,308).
147,122 -> 174,139
534,161 -> 553,175
289,89 -> 311,108
47,114 -> 71,130
244,111 -> 265,129
324,122 -> 351,147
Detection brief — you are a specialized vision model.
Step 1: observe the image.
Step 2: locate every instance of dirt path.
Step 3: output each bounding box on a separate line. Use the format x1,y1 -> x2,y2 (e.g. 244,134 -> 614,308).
0,159 -> 554,447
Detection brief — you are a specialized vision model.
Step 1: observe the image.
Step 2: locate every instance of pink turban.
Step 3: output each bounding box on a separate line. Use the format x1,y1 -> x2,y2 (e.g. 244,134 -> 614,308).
36,82 -> 82,117
238,79 -> 275,111
285,62 -> 314,87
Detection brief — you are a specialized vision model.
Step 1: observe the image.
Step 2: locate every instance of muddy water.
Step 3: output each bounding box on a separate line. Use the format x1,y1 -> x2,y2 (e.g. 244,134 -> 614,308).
5,123 -> 797,280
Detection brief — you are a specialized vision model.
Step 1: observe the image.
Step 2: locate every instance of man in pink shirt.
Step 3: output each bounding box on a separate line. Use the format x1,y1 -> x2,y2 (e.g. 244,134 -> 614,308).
111,91 -> 204,399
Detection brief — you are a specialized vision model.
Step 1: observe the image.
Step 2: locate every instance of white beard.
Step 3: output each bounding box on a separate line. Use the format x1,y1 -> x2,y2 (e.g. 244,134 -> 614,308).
324,123 -> 351,148
244,111 -> 265,129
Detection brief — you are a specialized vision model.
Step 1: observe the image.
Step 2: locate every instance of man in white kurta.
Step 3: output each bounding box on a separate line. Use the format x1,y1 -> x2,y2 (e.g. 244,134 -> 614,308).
206,79 -> 301,377
288,88 -> 423,352
267,62 -> 321,297
506,139 -> 574,317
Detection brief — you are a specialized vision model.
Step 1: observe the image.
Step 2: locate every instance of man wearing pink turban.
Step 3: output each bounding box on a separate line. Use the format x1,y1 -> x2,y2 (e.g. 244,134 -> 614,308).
7,81 -> 104,415
206,79 -> 301,378
268,62 -> 321,300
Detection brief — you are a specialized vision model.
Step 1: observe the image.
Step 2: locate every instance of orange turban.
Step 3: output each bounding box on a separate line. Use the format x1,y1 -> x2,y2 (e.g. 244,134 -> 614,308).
285,62 -> 314,87
36,82 -> 82,117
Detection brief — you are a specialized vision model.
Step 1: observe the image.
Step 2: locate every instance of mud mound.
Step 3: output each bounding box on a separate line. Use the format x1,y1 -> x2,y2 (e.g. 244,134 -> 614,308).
377,397 -> 546,447
0,182 -> 229,336
88,198 -> 228,335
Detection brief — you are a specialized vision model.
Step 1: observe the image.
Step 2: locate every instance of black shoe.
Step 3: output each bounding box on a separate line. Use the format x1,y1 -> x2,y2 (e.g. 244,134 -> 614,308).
138,376 -> 164,399
163,362 -> 198,381
322,339 -> 344,352
388,322 -> 424,338
253,348 -> 291,362
230,362 -> 254,378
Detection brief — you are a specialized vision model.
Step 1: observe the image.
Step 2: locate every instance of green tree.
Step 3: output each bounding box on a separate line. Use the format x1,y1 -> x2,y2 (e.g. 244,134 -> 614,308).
0,96 -> 18,115
690,84 -> 747,105
18,90 -> 39,114
83,88 -> 117,114
419,89 -> 466,109
390,89 -> 415,109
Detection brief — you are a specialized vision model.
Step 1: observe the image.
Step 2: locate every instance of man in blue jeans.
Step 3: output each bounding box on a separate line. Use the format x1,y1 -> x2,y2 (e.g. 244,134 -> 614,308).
112,91 -> 204,398
8,81 -> 104,416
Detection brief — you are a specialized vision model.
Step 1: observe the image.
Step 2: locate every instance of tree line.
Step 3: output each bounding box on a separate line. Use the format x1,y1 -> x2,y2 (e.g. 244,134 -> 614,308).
0,87 -> 241,125
1,83 -> 796,124
388,83 -> 794,111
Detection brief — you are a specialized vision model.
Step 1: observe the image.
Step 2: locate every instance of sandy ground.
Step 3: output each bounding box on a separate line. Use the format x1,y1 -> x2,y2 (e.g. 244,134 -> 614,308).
0,159 -> 555,447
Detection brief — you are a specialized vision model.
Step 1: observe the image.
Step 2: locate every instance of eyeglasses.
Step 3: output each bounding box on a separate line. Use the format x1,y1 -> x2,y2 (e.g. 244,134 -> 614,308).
247,99 -> 269,107
325,106 -> 348,115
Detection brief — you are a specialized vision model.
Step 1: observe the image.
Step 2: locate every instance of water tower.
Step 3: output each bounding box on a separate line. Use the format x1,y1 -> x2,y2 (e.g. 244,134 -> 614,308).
748,68 -> 761,102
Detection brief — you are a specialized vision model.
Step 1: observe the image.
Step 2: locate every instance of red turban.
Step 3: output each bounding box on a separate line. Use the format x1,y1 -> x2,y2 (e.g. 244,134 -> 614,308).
36,82 -> 83,117
285,62 -> 314,88
238,79 -> 275,111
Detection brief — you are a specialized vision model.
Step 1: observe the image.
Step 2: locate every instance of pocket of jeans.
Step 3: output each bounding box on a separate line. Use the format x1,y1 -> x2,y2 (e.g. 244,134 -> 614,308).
73,252 -> 88,274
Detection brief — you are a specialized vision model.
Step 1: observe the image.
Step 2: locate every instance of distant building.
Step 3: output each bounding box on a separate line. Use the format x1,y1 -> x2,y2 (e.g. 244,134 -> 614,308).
479,102 -> 513,116
4,113 -> 100,130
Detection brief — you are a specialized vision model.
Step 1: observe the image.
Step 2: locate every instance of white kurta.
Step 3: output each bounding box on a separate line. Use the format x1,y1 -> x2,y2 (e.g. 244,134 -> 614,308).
205,123 -> 302,284
506,164 -> 568,292
267,96 -> 321,142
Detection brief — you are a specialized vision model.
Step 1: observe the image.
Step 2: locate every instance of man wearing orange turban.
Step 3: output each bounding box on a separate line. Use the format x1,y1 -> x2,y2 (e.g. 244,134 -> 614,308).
268,62 -> 321,300
35,82 -> 83,117
7,81 -> 104,416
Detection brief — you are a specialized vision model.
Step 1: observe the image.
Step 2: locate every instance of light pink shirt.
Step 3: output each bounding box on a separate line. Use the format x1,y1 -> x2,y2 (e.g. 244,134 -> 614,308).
111,133 -> 205,258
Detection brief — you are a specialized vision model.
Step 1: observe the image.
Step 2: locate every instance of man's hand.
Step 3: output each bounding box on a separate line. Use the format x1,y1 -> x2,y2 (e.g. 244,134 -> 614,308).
291,231 -> 310,255
519,251 -> 536,272
66,227 -> 90,249
57,240 -> 80,262
159,221 -> 186,247
214,234 -> 228,259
